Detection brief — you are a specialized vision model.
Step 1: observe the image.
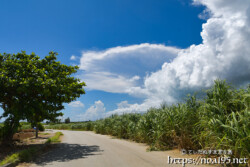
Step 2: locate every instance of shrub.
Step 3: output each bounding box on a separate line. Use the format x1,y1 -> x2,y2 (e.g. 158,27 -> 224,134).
37,123 -> 45,131
65,117 -> 70,124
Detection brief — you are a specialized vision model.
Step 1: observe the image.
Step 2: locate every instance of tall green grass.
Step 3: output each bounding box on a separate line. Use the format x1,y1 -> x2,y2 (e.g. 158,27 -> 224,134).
47,80 -> 249,161
197,81 -> 249,159
47,122 -> 94,131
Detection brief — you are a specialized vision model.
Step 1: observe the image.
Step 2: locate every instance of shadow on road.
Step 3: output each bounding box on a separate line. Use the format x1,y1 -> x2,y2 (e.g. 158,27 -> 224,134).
34,143 -> 103,165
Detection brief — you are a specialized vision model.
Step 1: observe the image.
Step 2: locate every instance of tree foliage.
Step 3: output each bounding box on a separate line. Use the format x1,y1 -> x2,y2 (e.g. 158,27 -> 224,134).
0,51 -> 86,140
65,117 -> 70,124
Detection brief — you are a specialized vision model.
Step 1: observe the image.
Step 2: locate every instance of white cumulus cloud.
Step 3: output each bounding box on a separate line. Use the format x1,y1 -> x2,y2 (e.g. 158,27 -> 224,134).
107,98 -> 162,116
78,100 -> 106,121
117,101 -> 131,109
70,55 -> 78,61
68,101 -> 84,108
82,72 -> 141,93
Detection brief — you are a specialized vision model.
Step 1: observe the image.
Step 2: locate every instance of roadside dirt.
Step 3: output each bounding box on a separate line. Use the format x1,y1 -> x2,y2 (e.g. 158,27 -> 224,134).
0,131 -> 54,162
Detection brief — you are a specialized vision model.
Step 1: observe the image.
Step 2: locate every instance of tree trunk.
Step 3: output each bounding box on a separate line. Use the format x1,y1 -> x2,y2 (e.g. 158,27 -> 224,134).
2,119 -> 19,145
35,123 -> 38,138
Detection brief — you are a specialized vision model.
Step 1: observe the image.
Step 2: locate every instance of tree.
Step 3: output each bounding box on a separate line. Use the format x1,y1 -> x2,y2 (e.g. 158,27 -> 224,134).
0,51 -> 86,140
65,117 -> 70,124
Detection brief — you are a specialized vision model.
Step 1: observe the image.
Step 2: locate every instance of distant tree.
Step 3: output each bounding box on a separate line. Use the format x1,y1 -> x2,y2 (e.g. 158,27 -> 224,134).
0,51 -> 86,141
65,117 -> 70,124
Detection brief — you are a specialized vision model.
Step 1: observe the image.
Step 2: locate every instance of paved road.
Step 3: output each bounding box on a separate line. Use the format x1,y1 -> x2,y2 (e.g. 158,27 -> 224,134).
29,130 -> 209,167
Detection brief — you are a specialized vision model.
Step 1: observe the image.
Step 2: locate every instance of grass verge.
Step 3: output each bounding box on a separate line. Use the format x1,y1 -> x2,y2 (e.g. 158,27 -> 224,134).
45,132 -> 63,144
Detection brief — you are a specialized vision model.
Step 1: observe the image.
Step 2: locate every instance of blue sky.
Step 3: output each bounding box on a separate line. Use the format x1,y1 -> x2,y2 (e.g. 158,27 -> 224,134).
1,0 -> 249,121
0,0 -> 204,54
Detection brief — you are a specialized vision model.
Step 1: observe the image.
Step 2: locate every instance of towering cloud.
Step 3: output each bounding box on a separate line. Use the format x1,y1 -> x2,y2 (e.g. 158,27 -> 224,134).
140,0 -> 250,98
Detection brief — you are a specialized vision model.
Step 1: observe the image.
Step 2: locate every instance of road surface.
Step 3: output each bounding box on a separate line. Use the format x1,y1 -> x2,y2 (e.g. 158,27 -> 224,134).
29,130 -> 210,167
